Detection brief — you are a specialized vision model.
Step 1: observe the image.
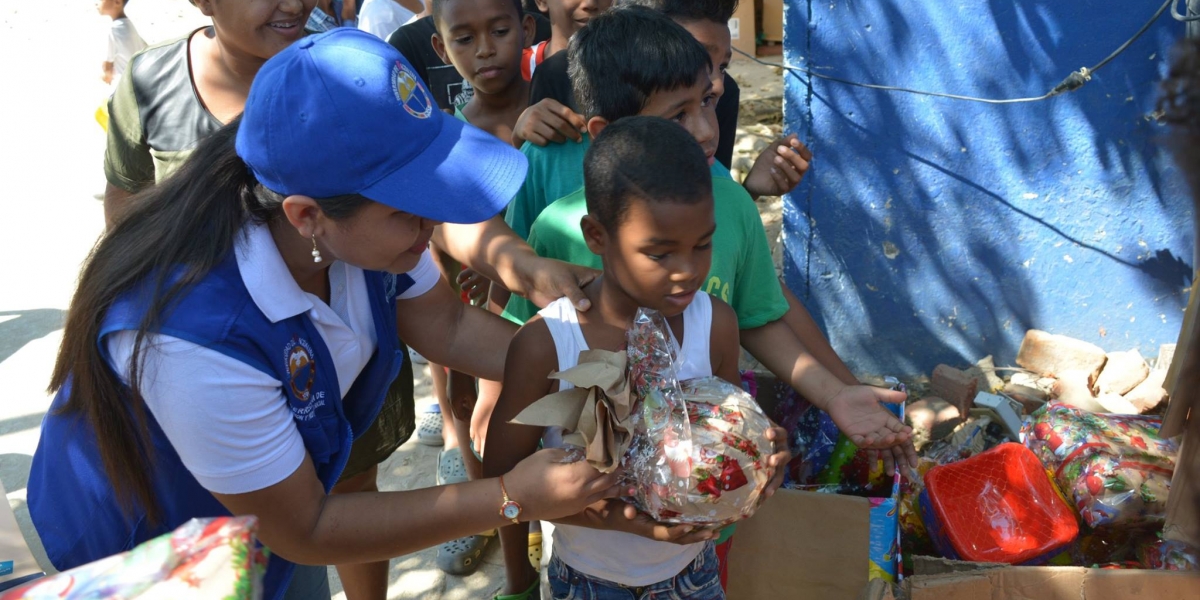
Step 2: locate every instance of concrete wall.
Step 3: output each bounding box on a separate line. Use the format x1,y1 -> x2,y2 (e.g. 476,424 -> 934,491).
782,1 -> 1195,377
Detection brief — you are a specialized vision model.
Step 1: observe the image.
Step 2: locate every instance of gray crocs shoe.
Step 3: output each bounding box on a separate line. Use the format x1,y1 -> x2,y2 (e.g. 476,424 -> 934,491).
417,409 -> 444,446
436,534 -> 490,575
437,448 -> 468,485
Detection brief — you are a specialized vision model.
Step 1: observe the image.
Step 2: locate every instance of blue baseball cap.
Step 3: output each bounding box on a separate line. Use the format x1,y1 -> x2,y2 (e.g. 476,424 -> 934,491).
236,28 -> 526,224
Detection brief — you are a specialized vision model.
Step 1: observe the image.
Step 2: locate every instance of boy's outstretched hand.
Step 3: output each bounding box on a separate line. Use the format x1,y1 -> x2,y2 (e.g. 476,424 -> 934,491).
824,385 -> 919,476
742,134 -> 812,199
762,425 -> 791,498
512,98 -> 587,147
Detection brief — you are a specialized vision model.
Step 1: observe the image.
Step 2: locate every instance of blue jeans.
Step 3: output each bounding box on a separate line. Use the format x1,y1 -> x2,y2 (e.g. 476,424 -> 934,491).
548,542 -> 724,600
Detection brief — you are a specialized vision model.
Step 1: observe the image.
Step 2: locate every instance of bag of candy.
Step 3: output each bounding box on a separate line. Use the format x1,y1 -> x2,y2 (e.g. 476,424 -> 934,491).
625,308 -> 774,526
1021,404 -> 1178,529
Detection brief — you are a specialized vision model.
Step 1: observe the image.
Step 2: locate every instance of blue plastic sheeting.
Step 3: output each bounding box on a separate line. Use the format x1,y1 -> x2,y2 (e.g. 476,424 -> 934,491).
781,1 -> 1195,377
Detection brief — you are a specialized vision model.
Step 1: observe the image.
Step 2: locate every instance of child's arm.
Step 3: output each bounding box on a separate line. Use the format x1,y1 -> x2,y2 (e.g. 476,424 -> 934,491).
101,61 -> 114,85
395,275 -> 516,381
483,318 -> 559,595
511,98 -> 586,147
741,134 -> 812,199
709,297 -> 743,387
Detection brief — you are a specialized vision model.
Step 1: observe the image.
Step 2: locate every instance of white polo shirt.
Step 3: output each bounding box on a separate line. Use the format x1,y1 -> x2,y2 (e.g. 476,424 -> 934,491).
105,222 -> 439,494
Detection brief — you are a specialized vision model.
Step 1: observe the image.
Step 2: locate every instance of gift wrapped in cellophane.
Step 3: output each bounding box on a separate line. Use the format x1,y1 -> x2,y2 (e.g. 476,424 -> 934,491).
625,309 -> 774,526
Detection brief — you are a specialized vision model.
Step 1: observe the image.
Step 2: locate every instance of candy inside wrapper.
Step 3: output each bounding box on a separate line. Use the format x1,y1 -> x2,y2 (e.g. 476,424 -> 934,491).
625,309 -> 774,526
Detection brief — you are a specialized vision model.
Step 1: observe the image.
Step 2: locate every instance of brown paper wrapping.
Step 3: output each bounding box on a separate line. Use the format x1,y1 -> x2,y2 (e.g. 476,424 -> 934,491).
510,349 -> 633,473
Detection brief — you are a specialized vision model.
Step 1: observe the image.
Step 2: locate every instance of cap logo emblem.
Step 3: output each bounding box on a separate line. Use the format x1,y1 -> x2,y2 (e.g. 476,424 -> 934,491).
392,61 -> 433,119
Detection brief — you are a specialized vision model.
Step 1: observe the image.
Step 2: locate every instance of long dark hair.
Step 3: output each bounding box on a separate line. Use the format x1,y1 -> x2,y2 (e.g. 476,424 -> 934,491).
50,118 -> 368,523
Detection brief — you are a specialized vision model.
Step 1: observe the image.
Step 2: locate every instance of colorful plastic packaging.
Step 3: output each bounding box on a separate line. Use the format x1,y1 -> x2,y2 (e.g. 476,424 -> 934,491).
1021,404 -> 1178,529
625,309 -> 773,526
2,517 -> 265,600
920,443 -> 1080,565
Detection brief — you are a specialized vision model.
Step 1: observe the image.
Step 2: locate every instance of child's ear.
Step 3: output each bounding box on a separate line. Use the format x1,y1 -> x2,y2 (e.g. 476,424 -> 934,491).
586,117 -> 609,140
581,214 -> 608,256
534,0 -> 550,13
430,33 -> 451,66
522,14 -> 537,48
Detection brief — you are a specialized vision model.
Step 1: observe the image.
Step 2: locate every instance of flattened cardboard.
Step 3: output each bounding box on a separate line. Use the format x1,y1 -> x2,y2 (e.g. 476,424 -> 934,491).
0,481 -> 41,588
728,0 -> 756,60
906,563 -> 1200,600
726,488 -> 871,599
762,0 -> 784,43
1163,276 -> 1200,547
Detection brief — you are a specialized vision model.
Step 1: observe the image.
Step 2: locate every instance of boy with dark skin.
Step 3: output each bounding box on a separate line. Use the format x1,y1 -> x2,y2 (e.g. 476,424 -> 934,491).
485,116 -> 791,599
432,0 -> 536,142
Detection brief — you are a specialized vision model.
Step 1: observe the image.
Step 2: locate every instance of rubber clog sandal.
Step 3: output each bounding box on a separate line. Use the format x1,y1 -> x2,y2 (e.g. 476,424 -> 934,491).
436,448 -> 468,485
527,531 -> 542,571
436,534 -> 490,575
417,408 -> 444,446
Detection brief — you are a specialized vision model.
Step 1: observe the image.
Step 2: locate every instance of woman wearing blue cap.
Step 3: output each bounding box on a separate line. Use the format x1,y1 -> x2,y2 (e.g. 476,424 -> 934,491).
27,29 -> 618,600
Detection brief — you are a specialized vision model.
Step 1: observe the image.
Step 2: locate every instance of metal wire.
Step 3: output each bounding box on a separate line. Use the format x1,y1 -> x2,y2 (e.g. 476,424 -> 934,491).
740,0 -> 1174,104
1173,0 -> 1200,22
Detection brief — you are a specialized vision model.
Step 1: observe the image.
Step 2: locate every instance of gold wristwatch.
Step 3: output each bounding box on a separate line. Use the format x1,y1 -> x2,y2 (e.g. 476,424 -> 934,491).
498,476 -> 522,524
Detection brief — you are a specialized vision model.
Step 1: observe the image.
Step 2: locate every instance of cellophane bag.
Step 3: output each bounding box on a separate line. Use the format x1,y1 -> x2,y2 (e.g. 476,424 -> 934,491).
1021,404 -> 1178,529
2,517 -> 265,600
625,308 -> 773,525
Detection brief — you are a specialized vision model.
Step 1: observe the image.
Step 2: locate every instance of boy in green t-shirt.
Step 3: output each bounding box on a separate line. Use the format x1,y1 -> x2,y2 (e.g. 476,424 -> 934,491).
481,6 -> 916,479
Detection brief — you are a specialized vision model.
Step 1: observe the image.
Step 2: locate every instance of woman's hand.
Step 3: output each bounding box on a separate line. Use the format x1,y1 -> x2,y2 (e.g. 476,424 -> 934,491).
615,501 -> 721,545
742,134 -> 812,199
762,425 -> 791,498
505,448 -> 621,522
512,98 -> 587,147
823,385 -> 918,475
455,268 -> 488,305
511,256 -> 598,312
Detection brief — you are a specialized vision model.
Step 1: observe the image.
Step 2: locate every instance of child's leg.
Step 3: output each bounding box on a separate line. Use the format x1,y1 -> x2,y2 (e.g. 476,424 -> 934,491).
430,361 -> 458,449
447,368 -> 482,479
329,465 -> 388,600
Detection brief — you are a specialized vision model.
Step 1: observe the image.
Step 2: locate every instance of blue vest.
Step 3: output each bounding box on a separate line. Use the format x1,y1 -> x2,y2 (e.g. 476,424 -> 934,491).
28,253 -> 412,600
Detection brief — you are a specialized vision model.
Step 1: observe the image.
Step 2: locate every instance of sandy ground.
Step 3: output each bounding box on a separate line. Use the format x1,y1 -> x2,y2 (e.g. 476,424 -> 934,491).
0,2 -> 785,598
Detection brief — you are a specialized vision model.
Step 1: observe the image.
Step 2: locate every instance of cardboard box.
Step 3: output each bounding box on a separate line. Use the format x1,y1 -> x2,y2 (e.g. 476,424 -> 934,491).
904,556 -> 1200,599
0,481 -> 42,591
1164,275 -> 1200,548
726,374 -> 903,599
762,0 -> 783,43
728,0 -> 756,60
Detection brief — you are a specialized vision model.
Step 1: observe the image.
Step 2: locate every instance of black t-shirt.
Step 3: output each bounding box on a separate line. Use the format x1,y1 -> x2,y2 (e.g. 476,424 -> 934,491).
528,50 -> 740,170
387,14 -> 551,111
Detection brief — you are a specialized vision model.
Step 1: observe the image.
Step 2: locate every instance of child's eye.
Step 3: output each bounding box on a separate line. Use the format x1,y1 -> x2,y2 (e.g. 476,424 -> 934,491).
646,252 -> 668,261
671,111 -> 687,123
454,36 -> 473,45
719,63 -> 729,74
494,28 -> 510,36
696,242 -> 713,251
701,95 -> 716,108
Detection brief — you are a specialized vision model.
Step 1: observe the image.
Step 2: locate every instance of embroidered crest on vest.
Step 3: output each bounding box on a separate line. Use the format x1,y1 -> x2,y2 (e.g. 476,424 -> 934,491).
284,335 -> 316,402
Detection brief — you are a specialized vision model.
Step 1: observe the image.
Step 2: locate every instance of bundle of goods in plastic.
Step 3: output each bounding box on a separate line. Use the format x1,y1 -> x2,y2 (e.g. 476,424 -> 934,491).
625,309 -> 774,526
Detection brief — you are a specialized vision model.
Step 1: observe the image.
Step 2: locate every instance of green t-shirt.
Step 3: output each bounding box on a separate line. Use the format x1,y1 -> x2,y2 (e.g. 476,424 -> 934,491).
503,166 -> 788,330
504,135 -> 591,240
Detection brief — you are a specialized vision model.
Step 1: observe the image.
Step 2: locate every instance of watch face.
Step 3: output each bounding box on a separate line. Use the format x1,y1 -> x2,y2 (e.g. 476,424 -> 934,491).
502,502 -> 521,520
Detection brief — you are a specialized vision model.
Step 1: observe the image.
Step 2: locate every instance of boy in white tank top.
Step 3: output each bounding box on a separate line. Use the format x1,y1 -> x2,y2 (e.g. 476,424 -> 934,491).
483,117 -> 791,600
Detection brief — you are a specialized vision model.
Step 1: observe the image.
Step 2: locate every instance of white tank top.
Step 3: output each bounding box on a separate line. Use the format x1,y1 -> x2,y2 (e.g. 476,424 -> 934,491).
537,294 -> 712,586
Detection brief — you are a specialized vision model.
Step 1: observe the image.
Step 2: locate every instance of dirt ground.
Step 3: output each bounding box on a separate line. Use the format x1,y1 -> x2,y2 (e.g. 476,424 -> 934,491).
0,2 -> 787,598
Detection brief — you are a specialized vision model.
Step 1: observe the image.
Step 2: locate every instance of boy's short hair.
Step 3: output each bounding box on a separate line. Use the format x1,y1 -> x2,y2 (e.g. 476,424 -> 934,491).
431,0 -> 523,26
568,5 -> 711,121
623,0 -> 738,24
584,116 -> 713,232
